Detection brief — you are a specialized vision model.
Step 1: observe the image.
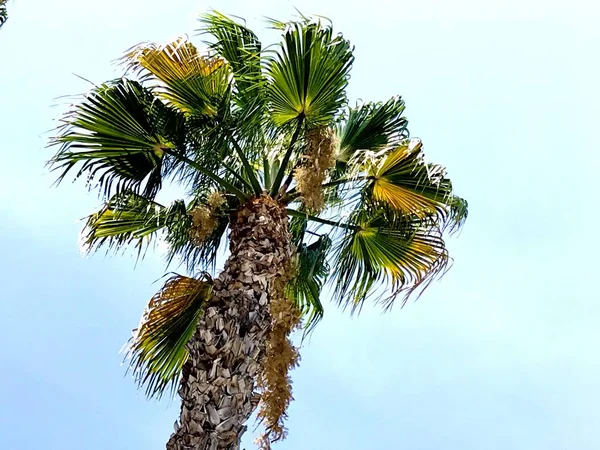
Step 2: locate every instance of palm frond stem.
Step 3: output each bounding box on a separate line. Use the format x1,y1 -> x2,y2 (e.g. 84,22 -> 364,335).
163,149 -> 249,200
286,208 -> 357,230
270,115 -> 305,197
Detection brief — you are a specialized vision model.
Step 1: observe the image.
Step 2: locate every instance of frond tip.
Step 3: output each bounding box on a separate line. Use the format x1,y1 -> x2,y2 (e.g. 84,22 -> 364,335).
124,274 -> 213,398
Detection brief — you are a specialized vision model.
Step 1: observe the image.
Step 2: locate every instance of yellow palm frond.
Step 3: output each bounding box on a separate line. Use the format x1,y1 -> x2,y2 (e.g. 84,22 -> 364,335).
372,178 -> 439,218
123,38 -> 229,117
332,208 -> 448,311
125,273 -> 213,398
370,139 -> 465,229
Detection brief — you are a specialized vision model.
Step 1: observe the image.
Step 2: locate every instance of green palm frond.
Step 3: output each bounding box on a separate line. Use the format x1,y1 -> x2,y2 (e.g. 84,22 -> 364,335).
288,212 -> 308,246
198,11 -> 263,103
50,79 -> 186,198
83,192 -> 165,251
169,125 -> 255,201
122,38 -> 230,118
198,11 -> 270,152
331,207 -> 449,311
123,35 -> 264,196
266,19 -> 354,127
125,273 -> 213,398
84,189 -> 234,271
368,139 -> 466,231
287,235 -> 331,333
82,191 -> 187,255
446,195 -> 469,234
0,0 -> 7,29
337,96 -> 408,163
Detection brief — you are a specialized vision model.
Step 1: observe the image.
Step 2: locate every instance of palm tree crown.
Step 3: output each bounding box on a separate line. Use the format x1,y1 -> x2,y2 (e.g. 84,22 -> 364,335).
50,10 -> 467,444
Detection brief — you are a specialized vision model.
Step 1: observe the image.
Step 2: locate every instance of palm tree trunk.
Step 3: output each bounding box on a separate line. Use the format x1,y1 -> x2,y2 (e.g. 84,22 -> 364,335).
167,196 -> 293,450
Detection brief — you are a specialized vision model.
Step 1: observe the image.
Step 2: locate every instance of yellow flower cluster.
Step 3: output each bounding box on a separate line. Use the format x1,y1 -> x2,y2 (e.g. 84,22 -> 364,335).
189,192 -> 226,245
294,127 -> 338,212
257,289 -> 302,444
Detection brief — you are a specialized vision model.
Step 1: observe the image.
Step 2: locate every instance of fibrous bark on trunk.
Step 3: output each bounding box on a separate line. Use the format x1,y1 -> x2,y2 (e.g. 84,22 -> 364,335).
167,196 -> 293,450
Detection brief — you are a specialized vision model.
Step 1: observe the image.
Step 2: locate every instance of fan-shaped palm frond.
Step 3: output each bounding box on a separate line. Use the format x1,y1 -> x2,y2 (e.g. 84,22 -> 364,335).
198,11 -> 270,151
50,79 -> 186,198
198,11 -> 263,103
368,139 -> 465,230
337,96 -> 408,164
266,19 -> 354,127
123,37 -> 270,195
125,273 -> 213,398
331,207 -> 449,311
84,189 -> 232,271
82,191 -> 188,255
123,38 -> 230,118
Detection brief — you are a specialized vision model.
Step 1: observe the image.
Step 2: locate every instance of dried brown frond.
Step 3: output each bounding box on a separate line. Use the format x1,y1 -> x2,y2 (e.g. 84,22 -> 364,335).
254,433 -> 272,450
294,127 -> 339,213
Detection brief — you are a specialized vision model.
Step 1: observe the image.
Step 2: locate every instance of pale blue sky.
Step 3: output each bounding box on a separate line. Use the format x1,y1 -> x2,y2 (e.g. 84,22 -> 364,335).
1,1 -> 599,449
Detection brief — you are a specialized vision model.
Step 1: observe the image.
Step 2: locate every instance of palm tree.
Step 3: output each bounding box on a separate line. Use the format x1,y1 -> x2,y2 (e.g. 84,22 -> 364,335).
49,11 -> 467,450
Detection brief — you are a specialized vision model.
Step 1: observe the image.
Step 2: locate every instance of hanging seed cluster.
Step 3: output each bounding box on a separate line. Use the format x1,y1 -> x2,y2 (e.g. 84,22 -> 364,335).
293,127 -> 338,213
189,192 -> 226,245
254,433 -> 272,450
256,289 -> 302,445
